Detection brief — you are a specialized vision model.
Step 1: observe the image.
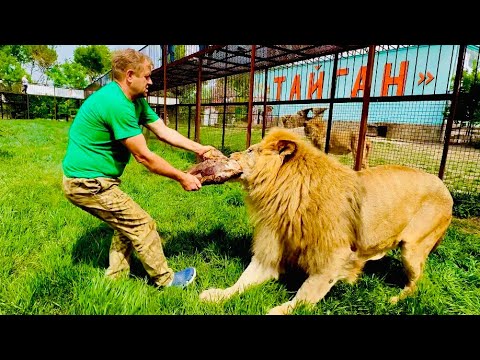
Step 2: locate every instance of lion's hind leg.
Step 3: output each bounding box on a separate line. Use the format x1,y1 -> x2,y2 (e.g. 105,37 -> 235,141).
390,206 -> 452,304
199,256 -> 279,303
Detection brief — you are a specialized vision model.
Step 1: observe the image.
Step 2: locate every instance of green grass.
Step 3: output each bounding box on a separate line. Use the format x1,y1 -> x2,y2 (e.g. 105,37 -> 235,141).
1,119 -> 479,315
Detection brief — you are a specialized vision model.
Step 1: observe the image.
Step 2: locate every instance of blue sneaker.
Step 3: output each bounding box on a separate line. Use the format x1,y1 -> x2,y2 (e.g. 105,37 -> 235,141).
168,267 -> 196,288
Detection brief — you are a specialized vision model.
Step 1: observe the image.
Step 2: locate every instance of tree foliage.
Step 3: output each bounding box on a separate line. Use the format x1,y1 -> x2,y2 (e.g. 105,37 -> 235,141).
455,60 -> 480,125
47,61 -> 88,89
0,46 -> 27,92
73,45 -> 111,83
27,45 -> 58,84
9,45 -> 32,65
0,45 -> 111,120
230,73 -> 249,102
0,44 -> 113,90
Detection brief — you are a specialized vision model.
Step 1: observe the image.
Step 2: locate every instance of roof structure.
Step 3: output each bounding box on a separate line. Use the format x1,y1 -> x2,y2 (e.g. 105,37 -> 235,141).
149,44 -> 368,92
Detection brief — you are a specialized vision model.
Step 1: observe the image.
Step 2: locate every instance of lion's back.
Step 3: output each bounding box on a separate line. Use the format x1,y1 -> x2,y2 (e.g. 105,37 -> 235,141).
357,164 -> 453,241
360,164 -> 451,200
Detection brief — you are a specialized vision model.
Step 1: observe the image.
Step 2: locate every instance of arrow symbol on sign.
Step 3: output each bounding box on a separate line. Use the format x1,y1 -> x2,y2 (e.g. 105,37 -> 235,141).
425,72 -> 434,85
418,71 -> 434,85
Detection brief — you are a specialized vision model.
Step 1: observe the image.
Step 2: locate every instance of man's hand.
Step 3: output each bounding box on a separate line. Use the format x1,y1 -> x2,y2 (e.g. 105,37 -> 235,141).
197,145 -> 217,157
179,172 -> 202,191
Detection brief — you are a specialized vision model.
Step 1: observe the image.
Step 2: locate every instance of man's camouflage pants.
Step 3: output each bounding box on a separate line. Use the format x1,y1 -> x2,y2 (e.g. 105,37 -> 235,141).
62,176 -> 174,287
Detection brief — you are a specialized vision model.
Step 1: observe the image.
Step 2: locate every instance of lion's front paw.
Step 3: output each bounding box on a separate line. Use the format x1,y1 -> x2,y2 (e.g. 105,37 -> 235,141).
267,302 -> 293,315
389,295 -> 400,304
199,288 -> 228,303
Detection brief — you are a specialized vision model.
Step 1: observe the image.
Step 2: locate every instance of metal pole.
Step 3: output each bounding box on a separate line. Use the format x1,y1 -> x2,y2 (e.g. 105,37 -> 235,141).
194,58 -> 203,143
326,52 -> 339,153
187,105 -> 192,139
175,86 -> 178,131
262,68 -> 269,138
438,45 -> 467,180
246,45 -> 256,149
163,45 -> 168,128
54,86 -> 57,121
221,47 -> 229,150
354,45 -> 375,171
222,75 -> 227,150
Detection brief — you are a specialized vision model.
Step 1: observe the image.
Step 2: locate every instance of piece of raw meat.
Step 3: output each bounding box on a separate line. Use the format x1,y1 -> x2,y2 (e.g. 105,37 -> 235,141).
187,149 -> 242,185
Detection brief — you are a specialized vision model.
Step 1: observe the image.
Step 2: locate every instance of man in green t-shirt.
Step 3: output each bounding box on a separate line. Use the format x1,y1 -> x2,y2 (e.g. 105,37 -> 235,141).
62,48 -> 216,289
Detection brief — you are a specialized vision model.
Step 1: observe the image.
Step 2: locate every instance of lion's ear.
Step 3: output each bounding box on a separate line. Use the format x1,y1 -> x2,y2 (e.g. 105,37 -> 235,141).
276,139 -> 297,157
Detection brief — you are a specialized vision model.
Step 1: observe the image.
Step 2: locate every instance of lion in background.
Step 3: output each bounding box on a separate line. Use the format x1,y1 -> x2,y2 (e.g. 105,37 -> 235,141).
199,128 -> 453,315
304,107 -> 372,169
278,108 -> 311,128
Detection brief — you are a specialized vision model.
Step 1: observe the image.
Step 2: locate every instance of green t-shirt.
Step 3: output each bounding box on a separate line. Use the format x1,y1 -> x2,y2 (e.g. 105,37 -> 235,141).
62,81 -> 159,178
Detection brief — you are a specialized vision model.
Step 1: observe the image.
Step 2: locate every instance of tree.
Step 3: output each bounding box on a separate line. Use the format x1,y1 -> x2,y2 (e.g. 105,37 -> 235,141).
460,61 -> 480,146
47,61 -> 88,89
445,59 -> 480,146
27,45 -> 58,84
460,60 -> 480,124
8,45 -> 32,65
73,45 -> 111,83
0,46 -> 26,92
230,73 -> 248,102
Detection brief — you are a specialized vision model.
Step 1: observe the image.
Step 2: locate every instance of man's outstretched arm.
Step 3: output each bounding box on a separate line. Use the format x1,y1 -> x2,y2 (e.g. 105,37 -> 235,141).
121,134 -> 201,191
144,118 -> 214,156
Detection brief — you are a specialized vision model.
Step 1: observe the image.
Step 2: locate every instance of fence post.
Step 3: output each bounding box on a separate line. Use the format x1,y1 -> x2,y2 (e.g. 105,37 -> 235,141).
222,76 -> 227,150
187,105 -> 192,139
261,68 -> 269,139
194,58 -> 203,143
175,86 -> 178,131
326,52 -> 340,154
54,86 -> 57,121
438,45 -> 467,180
246,45 -> 256,149
354,45 -> 375,171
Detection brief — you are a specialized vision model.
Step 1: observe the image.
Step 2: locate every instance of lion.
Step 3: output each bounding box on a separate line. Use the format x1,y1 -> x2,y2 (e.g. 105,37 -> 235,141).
199,128 -> 453,315
278,108 -> 312,128
304,107 -> 372,169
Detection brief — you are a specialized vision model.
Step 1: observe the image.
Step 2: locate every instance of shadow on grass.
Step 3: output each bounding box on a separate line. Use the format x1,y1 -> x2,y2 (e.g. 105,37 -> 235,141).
70,223 -> 410,297
0,149 -> 13,159
71,222 -> 253,282
163,223 -> 252,264
71,224 -> 111,270
71,224 -> 160,281
262,255 -> 410,297
363,256 -> 408,288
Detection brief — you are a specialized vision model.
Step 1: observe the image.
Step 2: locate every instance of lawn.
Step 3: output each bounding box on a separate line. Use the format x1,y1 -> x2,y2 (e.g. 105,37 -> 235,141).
0,119 -> 479,315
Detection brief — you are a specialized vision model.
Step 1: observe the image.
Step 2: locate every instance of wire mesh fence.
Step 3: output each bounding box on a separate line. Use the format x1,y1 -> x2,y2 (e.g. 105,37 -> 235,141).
0,81 -> 84,121
160,45 -> 480,202
3,45 -> 479,209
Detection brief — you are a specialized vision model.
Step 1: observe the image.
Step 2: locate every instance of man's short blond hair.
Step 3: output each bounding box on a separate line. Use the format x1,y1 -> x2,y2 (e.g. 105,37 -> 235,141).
111,48 -> 153,81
